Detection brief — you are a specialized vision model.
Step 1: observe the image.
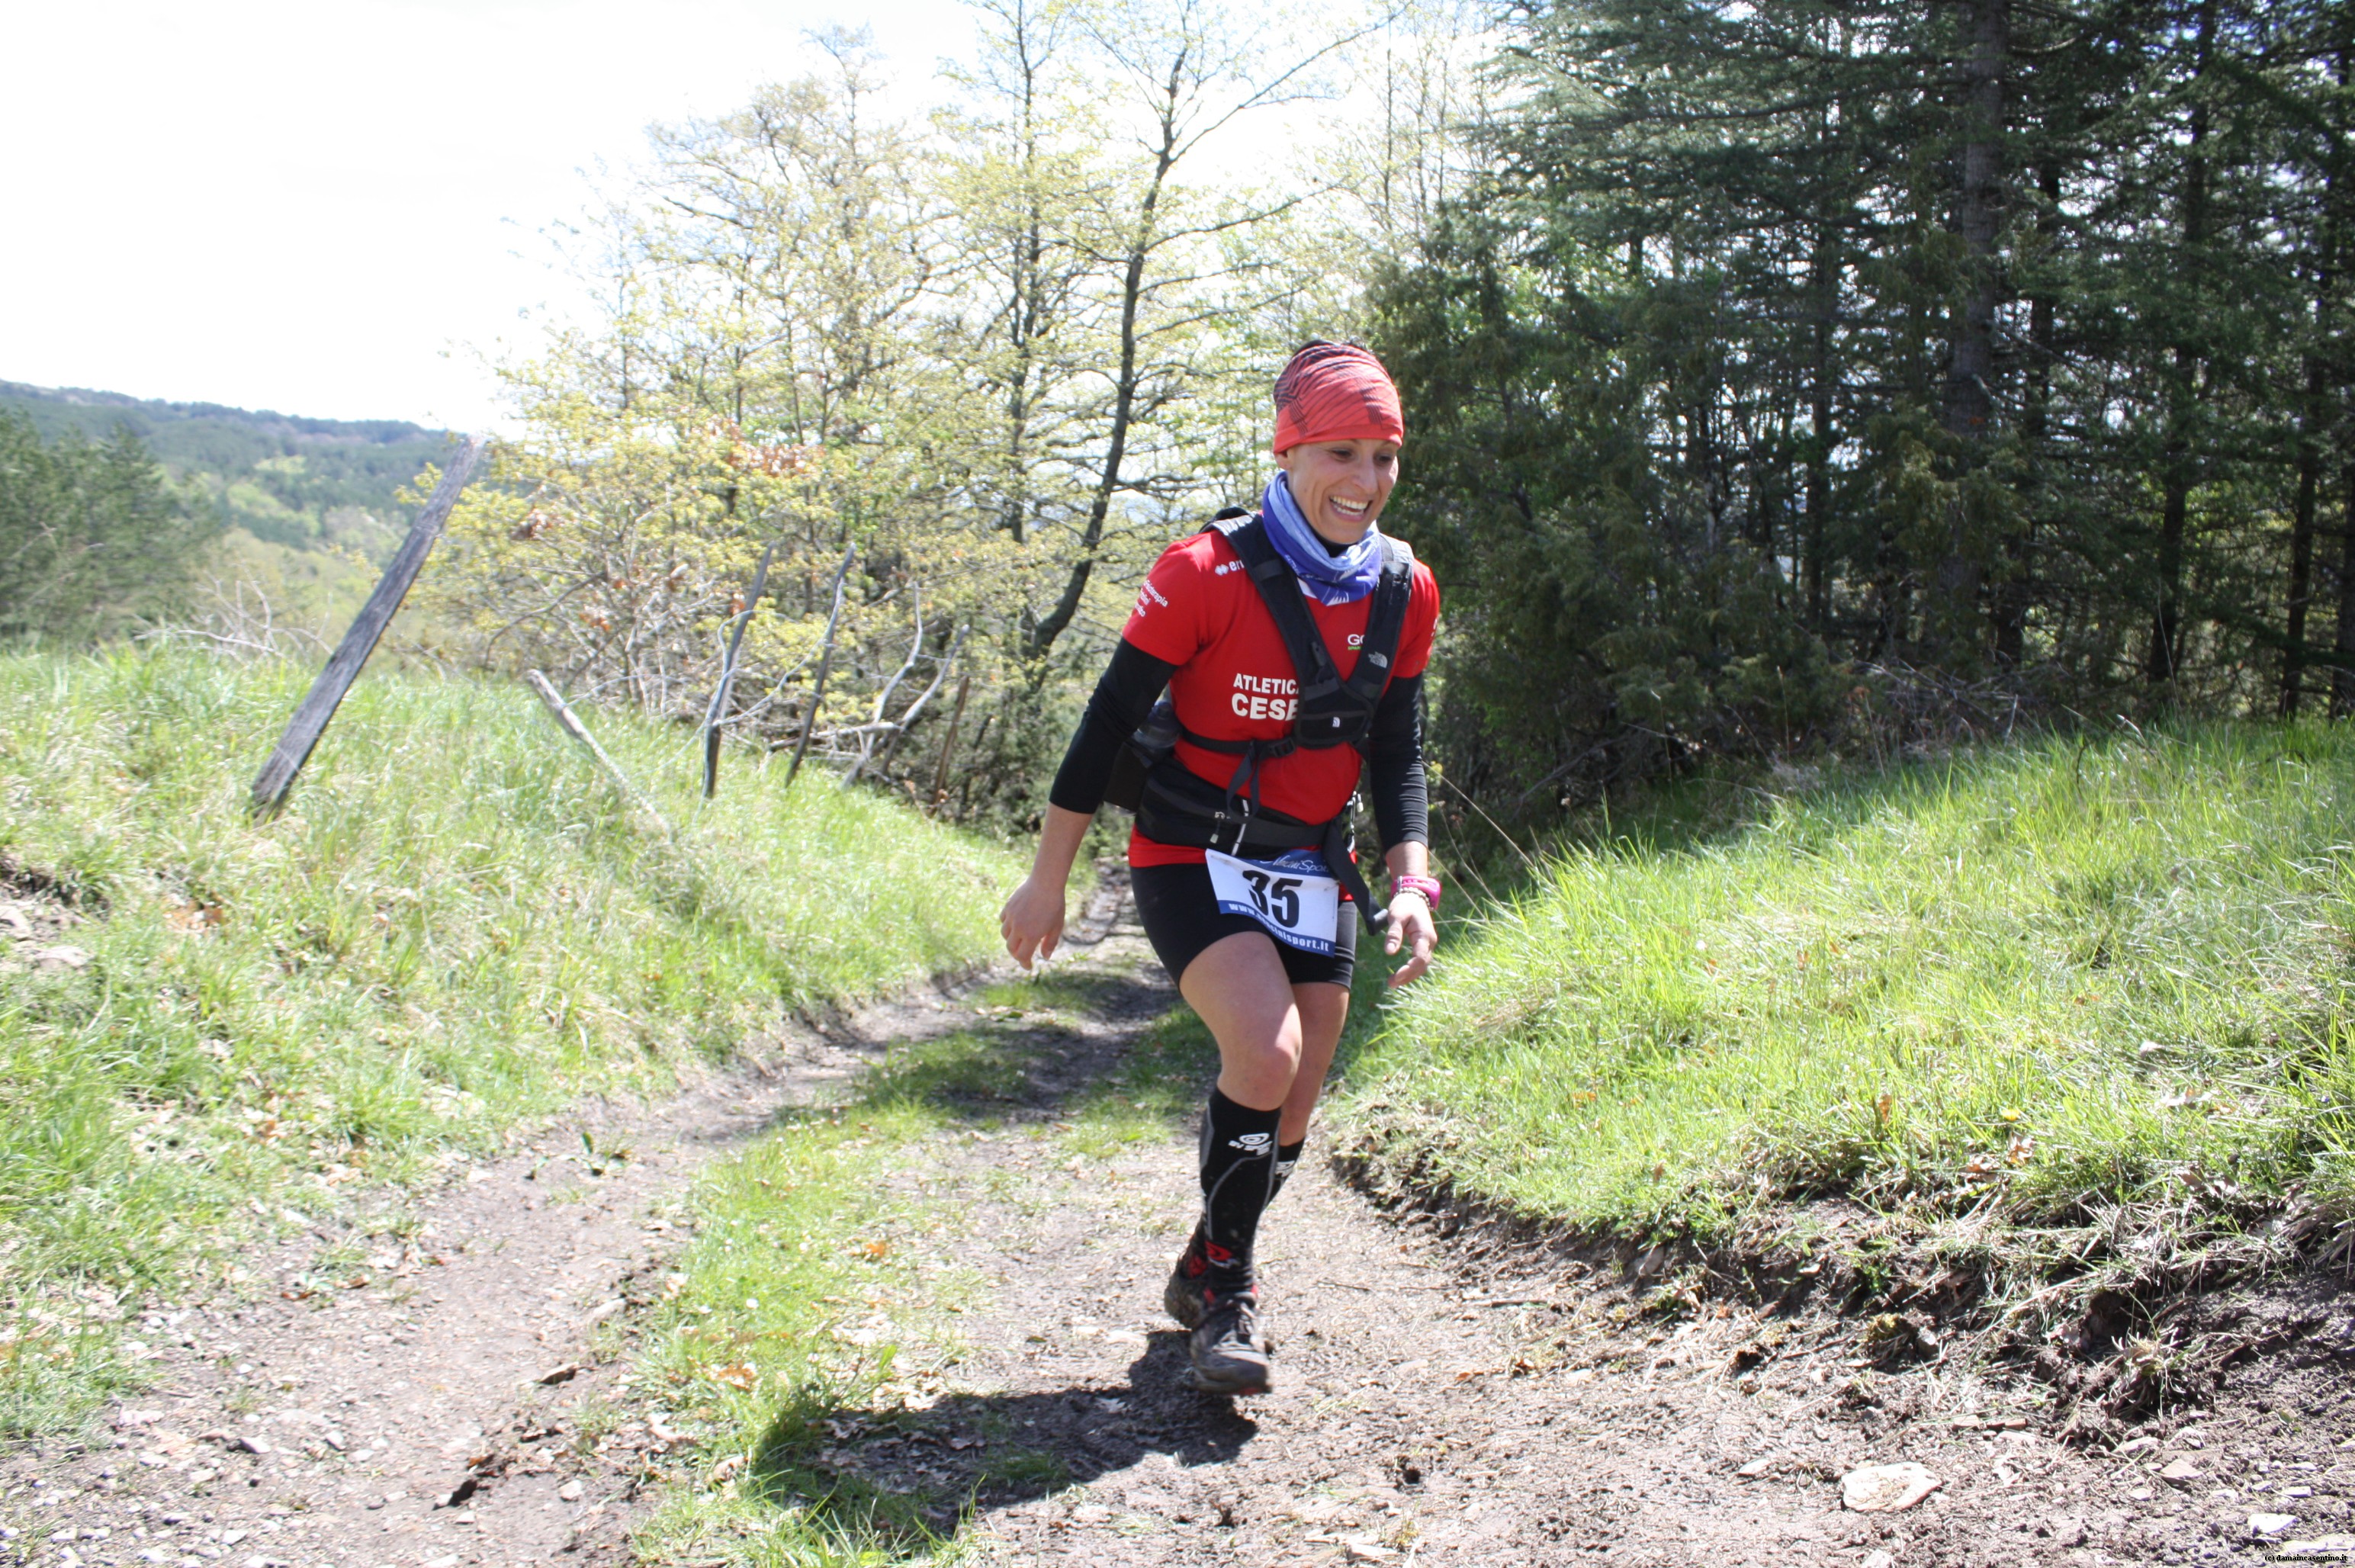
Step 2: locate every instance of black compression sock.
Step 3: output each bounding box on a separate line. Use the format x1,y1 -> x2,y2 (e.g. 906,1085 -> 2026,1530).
1197,1088 -> 1283,1296
1270,1139 -> 1307,1201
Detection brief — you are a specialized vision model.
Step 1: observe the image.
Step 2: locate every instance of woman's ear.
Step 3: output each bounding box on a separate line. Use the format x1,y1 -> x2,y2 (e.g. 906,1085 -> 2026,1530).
1272,447 -> 1295,473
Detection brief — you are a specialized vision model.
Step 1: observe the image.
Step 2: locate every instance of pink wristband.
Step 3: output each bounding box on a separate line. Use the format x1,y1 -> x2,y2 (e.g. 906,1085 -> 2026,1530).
1393,874 -> 1441,911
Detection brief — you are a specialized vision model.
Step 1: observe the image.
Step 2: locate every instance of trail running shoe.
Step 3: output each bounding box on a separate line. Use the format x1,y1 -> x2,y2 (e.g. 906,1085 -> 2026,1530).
1163,1226 -> 1212,1330
1188,1289 -> 1271,1396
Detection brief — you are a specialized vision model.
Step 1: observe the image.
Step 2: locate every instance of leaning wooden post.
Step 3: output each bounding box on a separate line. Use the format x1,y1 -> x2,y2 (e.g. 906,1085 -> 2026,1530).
929,673 -> 972,811
524,670 -> 674,836
702,538 -> 779,799
785,543 -> 856,786
250,435 -> 489,814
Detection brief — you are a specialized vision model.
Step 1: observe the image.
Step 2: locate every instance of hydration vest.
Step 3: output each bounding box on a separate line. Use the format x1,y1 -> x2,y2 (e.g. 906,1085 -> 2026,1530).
1104,509 -> 1415,931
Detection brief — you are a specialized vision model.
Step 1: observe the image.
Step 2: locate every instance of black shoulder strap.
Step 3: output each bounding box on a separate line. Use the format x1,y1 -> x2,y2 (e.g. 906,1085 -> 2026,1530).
1345,537 -> 1415,708
1206,515 -> 1343,705
1203,515 -> 1415,730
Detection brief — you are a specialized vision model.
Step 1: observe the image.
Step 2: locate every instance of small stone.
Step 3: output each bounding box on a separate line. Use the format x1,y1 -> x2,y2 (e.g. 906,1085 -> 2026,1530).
536,1364 -> 583,1386
2279,1536 -> 2355,1560
31,944 -> 90,970
557,1481 -> 584,1503
1842,1462 -> 1940,1513
1861,1553 -> 1896,1568
1735,1457 -> 1772,1479
2254,1513 -> 2301,1538
2161,1457 -> 2202,1483
2116,1435 -> 2160,1457
2045,1515 -> 2089,1547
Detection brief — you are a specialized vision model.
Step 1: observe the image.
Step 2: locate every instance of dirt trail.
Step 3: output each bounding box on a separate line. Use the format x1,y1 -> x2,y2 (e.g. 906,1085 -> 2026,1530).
11,886 -> 2355,1568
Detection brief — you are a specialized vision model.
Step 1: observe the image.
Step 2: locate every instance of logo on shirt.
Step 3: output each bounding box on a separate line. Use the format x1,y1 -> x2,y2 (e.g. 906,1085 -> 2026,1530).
1134,579 -> 1170,616
1214,559 -> 1245,577
1231,672 -> 1299,722
1347,632 -> 1364,647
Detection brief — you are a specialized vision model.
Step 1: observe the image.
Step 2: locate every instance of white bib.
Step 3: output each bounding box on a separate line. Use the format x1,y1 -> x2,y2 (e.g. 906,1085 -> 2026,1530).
1205,847 -> 1341,955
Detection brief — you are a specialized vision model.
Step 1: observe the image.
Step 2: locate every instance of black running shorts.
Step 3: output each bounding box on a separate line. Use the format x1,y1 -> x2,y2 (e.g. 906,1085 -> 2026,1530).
1130,858 -> 1357,990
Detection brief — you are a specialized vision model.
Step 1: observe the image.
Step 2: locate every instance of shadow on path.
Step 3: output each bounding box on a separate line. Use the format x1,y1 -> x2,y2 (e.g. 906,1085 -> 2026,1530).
728,889 -> 1261,1543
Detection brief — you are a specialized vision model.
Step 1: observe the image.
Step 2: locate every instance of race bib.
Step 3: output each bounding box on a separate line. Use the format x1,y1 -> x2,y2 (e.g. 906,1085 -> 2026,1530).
1206,847 -> 1341,955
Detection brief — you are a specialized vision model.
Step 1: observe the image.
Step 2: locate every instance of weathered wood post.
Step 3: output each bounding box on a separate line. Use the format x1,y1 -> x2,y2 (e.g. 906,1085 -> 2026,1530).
249,435 -> 488,814
702,538 -> 779,799
929,673 -> 972,811
785,543 -> 856,786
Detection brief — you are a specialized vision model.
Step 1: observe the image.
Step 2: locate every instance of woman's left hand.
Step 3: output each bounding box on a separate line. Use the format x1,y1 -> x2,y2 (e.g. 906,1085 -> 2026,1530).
1382,892 -> 1437,988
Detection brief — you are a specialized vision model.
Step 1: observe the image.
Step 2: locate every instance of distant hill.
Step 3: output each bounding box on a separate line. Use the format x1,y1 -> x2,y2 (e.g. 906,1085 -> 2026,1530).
0,381 -> 459,560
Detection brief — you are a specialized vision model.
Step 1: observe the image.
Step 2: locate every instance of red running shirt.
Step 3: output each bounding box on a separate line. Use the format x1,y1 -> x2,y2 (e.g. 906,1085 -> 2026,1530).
1118,527 -> 1441,868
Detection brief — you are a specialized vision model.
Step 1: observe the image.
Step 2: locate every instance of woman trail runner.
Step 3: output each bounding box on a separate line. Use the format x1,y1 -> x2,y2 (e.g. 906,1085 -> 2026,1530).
998,339 -> 1442,1396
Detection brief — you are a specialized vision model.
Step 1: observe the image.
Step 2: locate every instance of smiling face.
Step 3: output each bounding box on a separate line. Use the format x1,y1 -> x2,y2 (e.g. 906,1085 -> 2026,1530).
1275,437 -> 1400,548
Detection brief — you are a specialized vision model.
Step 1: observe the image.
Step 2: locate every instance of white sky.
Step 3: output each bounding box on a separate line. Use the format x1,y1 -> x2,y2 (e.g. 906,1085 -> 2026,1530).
0,0 -> 978,431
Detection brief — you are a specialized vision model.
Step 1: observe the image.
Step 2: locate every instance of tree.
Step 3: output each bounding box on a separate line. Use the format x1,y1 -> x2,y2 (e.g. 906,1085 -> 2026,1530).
0,414 -> 218,643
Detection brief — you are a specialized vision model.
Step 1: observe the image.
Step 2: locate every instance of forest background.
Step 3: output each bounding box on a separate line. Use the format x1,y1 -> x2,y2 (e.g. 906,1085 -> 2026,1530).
9,0 -> 2353,836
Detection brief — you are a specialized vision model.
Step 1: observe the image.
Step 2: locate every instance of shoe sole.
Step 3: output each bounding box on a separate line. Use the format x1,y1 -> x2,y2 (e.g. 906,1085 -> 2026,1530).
1189,1362 -> 1271,1396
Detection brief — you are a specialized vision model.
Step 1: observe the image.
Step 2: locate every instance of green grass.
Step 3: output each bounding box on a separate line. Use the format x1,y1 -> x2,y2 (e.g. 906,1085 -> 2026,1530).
1338,722 -> 2355,1295
0,645 -> 1022,1434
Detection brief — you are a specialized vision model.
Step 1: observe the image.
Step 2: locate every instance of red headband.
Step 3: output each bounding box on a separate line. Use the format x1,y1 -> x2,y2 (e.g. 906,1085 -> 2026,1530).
1271,341 -> 1405,454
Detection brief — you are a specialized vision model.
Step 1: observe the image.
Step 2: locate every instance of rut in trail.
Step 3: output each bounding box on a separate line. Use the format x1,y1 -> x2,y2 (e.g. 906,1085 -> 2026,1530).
801,900 -> 2328,1566
9,887 -> 2352,1568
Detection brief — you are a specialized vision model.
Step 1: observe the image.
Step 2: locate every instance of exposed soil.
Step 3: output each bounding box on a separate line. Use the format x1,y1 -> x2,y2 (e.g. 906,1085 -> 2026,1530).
9,882 -> 2355,1568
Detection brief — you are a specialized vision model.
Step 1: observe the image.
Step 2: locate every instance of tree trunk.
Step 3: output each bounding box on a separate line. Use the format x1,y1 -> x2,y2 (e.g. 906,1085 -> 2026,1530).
2145,0 -> 2216,692
2283,356 -> 2327,716
2337,463 -> 2355,718
1805,209 -> 1836,630
2291,35 -> 2350,716
1994,161 -> 2060,670
1931,0 -> 2009,662
1023,58 -> 1184,664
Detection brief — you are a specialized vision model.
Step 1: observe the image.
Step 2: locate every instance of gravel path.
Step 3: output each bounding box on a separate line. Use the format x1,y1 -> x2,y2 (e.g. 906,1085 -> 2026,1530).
10,886 -> 2355,1567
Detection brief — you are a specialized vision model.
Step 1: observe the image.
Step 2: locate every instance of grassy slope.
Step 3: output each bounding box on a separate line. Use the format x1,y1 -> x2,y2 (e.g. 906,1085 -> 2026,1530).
0,647 -> 1022,1433
1338,724 -> 2355,1292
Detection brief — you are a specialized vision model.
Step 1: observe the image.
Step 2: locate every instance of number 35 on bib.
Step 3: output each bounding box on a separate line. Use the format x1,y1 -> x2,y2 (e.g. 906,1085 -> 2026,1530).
1204,847 -> 1342,955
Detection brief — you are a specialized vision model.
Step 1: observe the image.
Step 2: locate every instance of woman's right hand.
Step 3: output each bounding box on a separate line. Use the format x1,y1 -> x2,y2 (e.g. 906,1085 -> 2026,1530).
999,875 -> 1068,970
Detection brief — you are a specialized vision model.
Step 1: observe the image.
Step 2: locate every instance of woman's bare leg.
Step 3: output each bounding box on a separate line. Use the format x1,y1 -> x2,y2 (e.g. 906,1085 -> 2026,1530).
1178,930 -> 1305,1111
1281,982 -> 1350,1144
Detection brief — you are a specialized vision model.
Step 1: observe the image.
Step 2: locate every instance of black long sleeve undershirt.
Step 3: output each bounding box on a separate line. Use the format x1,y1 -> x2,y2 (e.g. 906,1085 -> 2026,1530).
1047,639 -> 1429,853
1049,641 -> 1175,815
1365,670 -> 1429,853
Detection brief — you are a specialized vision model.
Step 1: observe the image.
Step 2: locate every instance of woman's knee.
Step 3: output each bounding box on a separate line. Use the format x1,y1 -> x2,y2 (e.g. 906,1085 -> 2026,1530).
1223,1017 -> 1303,1081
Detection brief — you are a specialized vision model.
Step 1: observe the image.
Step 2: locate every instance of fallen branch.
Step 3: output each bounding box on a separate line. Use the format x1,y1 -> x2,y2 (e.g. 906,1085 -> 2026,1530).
525,670 -> 674,837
